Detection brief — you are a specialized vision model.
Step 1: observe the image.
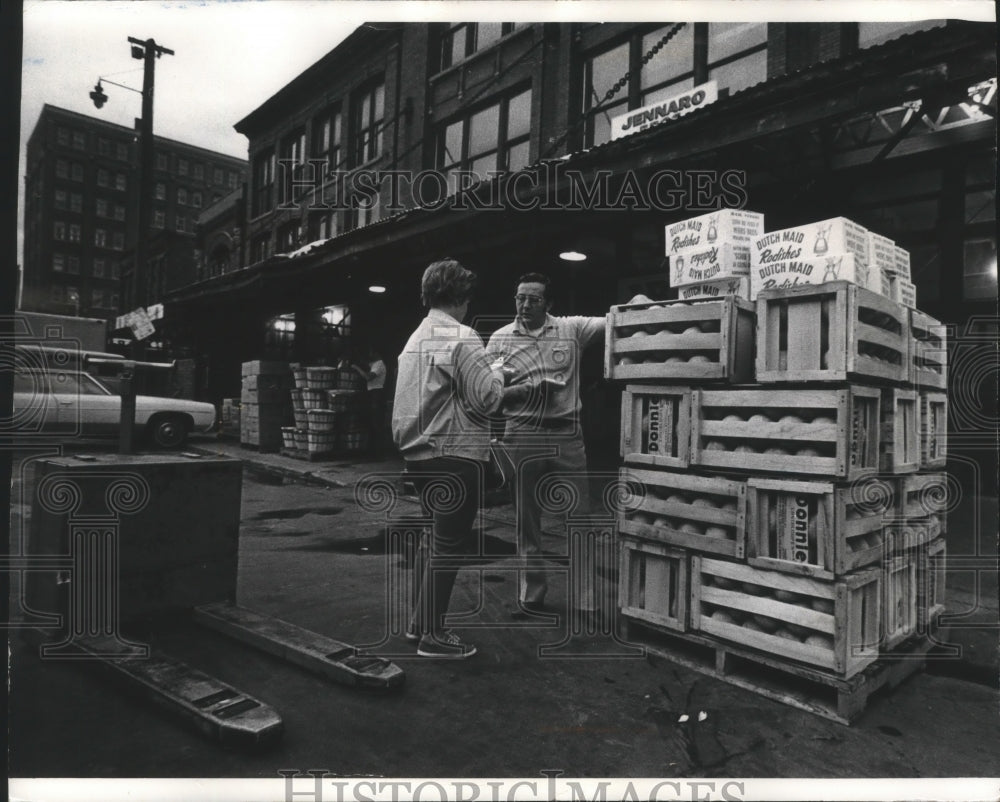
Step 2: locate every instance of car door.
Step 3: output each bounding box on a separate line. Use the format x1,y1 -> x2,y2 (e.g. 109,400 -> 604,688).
72,373 -> 121,436
12,369 -> 58,435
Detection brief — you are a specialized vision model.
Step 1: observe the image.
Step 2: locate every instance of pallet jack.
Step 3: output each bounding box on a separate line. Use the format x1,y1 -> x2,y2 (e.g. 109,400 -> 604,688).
20,452 -> 404,750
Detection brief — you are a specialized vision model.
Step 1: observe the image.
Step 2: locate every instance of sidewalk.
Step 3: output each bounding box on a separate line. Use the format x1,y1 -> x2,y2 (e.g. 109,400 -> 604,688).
190,435 -> 999,682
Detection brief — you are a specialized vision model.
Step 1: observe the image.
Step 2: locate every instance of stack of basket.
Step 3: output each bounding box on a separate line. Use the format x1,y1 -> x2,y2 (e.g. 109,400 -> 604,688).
283,363 -> 369,456
605,211 -> 948,722
240,361 -> 293,452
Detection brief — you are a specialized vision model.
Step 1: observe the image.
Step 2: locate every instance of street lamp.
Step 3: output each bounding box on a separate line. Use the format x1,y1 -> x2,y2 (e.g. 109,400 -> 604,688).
90,36 -> 173,321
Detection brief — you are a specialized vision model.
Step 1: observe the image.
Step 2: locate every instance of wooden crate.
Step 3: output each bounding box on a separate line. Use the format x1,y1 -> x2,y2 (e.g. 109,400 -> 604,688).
619,467 -> 746,559
908,310 -> 948,390
881,553 -> 918,650
604,297 -> 755,383
746,476 -> 893,579
879,389 -> 920,474
895,473 -> 948,541
619,385 -> 693,468
919,392 -> 948,469
618,535 -> 689,633
691,556 -> 881,678
690,386 -> 882,480
756,281 -> 908,384
917,538 -> 947,631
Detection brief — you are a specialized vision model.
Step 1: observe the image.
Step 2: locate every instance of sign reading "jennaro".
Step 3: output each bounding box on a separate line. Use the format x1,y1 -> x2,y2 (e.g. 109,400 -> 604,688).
611,81 -> 719,140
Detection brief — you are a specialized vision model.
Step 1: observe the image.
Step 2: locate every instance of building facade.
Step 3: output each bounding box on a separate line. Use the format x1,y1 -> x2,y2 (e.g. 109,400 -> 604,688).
22,104 -> 248,320
168,20 -> 996,449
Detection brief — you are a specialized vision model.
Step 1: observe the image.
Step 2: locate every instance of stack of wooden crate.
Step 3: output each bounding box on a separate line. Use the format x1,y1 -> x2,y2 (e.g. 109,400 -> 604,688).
240,361 -> 293,452
606,240 -> 948,722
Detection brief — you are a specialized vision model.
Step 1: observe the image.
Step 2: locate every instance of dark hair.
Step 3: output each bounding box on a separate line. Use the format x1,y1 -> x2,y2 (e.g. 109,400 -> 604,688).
421,259 -> 477,308
517,272 -> 552,302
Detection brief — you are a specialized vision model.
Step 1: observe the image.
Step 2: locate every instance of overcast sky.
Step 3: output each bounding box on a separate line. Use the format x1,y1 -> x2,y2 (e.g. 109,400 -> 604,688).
17,0 -> 993,266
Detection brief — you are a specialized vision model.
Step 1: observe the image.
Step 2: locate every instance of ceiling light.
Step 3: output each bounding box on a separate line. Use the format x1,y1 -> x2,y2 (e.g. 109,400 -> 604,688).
368,285 -> 387,293
559,251 -> 587,262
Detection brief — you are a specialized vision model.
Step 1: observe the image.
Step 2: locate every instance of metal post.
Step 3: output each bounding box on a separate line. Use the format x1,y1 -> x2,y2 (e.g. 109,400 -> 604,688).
118,361 -> 136,454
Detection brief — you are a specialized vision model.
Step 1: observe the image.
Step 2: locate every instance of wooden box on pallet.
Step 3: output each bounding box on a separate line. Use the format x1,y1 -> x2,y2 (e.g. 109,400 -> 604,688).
881,552 -> 918,650
691,556 -> 881,678
619,467 -> 746,559
604,296 -> 755,384
908,310 -> 948,390
619,386 -> 693,469
690,386 -> 882,480
755,281 -> 908,384
917,538 -> 947,631
618,535 -> 689,633
745,476 -> 893,579
895,473 -> 948,542
879,389 -> 920,474
919,392 -> 948,469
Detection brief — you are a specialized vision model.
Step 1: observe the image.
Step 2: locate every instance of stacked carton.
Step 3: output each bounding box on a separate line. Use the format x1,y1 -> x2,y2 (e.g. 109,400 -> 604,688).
240,361 -> 293,452
607,211 -> 948,722
283,364 -> 367,458
665,210 -> 764,300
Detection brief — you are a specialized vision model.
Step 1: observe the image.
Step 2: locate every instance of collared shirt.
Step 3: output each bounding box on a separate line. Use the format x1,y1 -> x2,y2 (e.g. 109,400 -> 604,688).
485,313 -> 605,426
392,308 -> 504,461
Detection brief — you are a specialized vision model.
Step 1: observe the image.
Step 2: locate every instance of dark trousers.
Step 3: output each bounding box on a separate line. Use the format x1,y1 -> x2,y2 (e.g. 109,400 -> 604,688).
368,388 -> 386,454
407,457 -> 483,636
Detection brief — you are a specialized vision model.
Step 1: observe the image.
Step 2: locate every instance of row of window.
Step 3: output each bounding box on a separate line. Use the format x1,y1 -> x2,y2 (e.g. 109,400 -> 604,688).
56,160 -> 129,191
51,253 -> 122,278
49,283 -> 120,309
56,126 -> 130,161
438,22 -> 521,72
152,211 -> 194,233
53,191 -> 127,220
155,153 -> 241,188
154,183 -> 205,208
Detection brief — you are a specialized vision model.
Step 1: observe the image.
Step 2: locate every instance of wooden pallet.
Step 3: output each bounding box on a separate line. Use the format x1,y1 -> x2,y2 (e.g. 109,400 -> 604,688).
626,619 -> 933,725
879,388 -> 920,474
605,296 -> 755,384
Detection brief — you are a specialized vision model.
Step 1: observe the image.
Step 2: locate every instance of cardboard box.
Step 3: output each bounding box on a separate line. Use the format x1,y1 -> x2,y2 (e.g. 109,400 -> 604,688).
676,276 -> 750,301
868,232 -> 897,277
669,242 -> 750,287
893,246 -> 911,280
665,209 -> 765,255
749,253 -> 876,299
751,217 -> 870,271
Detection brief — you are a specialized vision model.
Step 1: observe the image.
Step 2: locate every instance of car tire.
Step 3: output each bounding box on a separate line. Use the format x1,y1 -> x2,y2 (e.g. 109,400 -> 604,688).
148,414 -> 189,449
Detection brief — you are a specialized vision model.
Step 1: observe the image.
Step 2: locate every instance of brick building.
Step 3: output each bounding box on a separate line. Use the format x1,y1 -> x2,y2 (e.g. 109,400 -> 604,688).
21,104 -> 248,321
167,20 -> 996,437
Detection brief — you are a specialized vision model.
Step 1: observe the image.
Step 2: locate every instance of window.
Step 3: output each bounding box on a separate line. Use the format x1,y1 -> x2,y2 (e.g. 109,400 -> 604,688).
71,163 -> 84,182
113,232 -> 125,251
193,164 -> 204,181
191,191 -> 202,208
581,23 -> 767,146
51,285 -> 65,302
213,167 -> 224,185
52,253 -> 65,272
68,224 -> 81,242
54,190 -> 67,209
277,220 -> 302,252
156,152 -> 168,170
96,199 -> 108,217
70,193 -> 82,213
313,105 -> 343,171
110,292 -> 120,308
115,173 -> 127,191
858,20 -> 946,48
56,159 -> 69,179
111,262 -> 120,279
98,138 -> 111,156
54,221 -> 66,240
308,211 -> 338,242
155,182 -> 166,200
57,127 -> 70,146
352,80 -> 385,165
97,169 -> 109,187
178,158 -> 189,176
93,259 -> 106,278
113,204 -> 125,221
279,128 -> 307,205
252,149 -> 276,216
95,229 -> 107,248
176,216 -> 187,233
228,171 -> 238,189
72,132 -> 86,150
92,289 -> 105,308
437,87 -> 532,190
67,256 -> 80,274
154,211 -> 166,229
177,187 -> 188,205
115,142 -> 129,161
439,23 -> 517,70
250,233 -> 271,264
